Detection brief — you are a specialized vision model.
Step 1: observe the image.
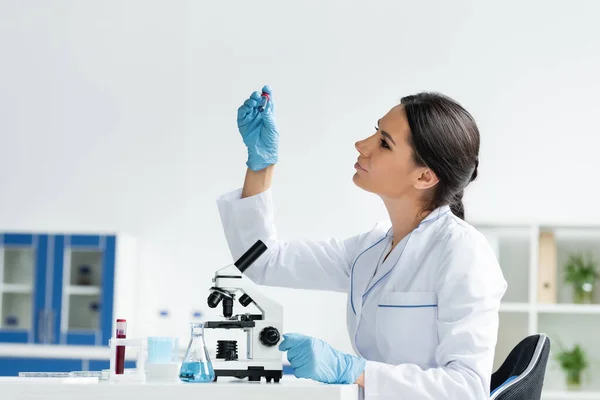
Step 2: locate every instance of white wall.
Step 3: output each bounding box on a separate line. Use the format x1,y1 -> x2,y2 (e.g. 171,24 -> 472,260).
1,0 -> 599,353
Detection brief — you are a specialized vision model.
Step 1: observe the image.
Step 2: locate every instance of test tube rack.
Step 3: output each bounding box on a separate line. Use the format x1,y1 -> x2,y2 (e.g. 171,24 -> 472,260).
108,337 -> 146,382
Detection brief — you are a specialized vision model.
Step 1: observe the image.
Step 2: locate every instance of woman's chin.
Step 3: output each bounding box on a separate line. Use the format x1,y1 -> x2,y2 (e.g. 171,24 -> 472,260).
353,174 -> 382,196
352,173 -> 367,189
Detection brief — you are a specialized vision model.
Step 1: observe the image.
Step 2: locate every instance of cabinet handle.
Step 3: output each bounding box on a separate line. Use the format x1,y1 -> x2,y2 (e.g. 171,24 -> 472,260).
37,310 -> 47,343
48,309 -> 55,343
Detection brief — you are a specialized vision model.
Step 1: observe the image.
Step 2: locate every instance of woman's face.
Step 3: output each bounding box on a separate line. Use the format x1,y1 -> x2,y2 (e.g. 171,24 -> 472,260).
353,104 -> 436,200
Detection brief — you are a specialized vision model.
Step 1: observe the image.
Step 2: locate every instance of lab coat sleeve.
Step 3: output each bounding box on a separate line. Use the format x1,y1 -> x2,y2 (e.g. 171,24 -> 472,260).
364,229 -> 507,400
216,188 -> 365,292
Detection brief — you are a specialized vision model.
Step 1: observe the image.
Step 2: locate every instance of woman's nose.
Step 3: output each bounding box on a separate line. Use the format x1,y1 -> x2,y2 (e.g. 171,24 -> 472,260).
355,138 -> 368,155
356,134 -> 375,156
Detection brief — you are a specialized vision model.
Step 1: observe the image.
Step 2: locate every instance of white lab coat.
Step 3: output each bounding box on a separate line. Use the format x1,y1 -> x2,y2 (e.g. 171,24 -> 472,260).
217,188 -> 507,400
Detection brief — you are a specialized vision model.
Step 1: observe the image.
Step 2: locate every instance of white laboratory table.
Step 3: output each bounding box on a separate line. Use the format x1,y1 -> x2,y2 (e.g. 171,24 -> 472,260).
0,376 -> 361,400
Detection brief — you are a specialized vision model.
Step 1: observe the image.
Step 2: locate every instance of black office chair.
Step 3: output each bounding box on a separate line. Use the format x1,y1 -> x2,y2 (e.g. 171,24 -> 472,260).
490,334 -> 551,400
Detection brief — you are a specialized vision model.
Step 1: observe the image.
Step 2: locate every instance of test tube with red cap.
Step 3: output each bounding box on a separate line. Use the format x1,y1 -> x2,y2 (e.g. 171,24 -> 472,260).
115,319 -> 127,374
258,91 -> 270,112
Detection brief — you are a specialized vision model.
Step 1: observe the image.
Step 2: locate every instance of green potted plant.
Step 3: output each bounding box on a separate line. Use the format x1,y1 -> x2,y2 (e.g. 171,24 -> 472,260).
564,252 -> 599,304
555,344 -> 588,390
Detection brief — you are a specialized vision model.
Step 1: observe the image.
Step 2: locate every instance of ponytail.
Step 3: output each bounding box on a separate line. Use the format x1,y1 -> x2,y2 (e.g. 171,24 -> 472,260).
450,159 -> 478,220
449,190 -> 465,220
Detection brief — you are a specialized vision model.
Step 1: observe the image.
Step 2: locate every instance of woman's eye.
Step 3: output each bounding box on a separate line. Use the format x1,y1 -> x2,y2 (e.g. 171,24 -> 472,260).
380,139 -> 390,149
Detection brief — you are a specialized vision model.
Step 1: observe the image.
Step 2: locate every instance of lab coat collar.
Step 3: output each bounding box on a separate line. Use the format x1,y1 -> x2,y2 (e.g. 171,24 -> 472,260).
381,204 -> 451,239
359,204 -> 452,308
419,204 -> 452,227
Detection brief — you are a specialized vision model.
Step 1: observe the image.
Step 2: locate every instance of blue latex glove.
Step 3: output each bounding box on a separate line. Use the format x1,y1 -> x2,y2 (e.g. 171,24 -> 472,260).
278,333 -> 366,384
237,85 -> 279,171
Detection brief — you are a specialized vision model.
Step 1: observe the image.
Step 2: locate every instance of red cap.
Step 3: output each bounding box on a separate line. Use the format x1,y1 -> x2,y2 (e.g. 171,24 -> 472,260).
116,319 -> 126,322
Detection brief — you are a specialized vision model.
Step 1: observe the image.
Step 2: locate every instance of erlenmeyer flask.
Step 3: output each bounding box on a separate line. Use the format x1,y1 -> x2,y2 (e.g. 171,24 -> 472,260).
179,322 -> 215,383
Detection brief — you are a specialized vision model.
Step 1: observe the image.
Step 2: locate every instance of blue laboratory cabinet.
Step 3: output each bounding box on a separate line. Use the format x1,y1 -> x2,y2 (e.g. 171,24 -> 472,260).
0,233 -> 117,346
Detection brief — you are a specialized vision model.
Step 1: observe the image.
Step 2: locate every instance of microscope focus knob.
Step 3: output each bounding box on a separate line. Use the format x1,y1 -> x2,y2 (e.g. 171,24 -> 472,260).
259,326 -> 280,347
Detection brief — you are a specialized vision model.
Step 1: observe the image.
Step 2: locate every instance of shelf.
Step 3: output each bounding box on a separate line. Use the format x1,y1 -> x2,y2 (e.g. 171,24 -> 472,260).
550,227 -> 600,241
1,284 -> 32,294
65,285 -> 101,296
499,302 -> 600,314
471,223 -> 600,394
500,302 -> 530,312
537,303 -> 600,314
542,390 -> 600,399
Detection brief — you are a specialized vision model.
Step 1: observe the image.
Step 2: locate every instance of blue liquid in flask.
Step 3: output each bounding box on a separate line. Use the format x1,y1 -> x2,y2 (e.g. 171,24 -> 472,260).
179,361 -> 215,383
179,322 -> 215,383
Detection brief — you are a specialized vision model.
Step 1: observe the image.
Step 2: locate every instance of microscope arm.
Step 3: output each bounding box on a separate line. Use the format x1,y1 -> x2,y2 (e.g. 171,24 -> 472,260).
214,265 -> 283,323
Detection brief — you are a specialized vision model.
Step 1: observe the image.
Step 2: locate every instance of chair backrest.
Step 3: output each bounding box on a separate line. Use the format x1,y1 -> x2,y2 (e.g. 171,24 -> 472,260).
490,333 -> 551,400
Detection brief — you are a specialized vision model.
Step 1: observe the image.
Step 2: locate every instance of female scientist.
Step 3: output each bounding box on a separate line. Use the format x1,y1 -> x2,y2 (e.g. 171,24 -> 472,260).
216,85 -> 507,399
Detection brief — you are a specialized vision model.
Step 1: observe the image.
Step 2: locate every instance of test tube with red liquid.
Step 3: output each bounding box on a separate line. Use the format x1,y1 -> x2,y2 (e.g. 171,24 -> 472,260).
115,319 -> 127,374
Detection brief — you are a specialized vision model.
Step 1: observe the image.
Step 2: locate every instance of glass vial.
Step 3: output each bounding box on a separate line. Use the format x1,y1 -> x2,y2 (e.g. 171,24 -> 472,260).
179,322 -> 215,383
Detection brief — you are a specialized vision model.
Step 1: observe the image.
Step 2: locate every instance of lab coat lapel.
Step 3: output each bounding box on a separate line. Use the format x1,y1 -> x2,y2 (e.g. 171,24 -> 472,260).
350,230 -> 391,320
362,206 -> 451,297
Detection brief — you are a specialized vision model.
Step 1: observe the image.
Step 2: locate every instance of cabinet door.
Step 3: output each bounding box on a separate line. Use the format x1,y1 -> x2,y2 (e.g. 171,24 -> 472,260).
52,235 -> 116,346
0,234 -> 48,344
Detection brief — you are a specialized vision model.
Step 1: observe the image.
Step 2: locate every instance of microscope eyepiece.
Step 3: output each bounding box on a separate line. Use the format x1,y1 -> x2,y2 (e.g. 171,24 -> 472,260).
234,240 -> 267,273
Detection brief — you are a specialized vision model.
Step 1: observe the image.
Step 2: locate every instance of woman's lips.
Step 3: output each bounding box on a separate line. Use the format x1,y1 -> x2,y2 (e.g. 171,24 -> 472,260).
354,161 -> 367,172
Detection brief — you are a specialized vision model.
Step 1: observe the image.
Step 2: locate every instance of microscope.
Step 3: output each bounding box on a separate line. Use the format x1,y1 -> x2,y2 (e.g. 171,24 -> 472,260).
205,240 -> 283,382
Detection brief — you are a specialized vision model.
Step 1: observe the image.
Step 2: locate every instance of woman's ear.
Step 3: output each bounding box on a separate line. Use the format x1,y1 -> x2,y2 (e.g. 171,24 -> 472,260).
414,168 -> 439,190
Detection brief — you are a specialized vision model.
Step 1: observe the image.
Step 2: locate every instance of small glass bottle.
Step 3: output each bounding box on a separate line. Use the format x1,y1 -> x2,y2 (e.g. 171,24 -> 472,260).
179,322 -> 215,383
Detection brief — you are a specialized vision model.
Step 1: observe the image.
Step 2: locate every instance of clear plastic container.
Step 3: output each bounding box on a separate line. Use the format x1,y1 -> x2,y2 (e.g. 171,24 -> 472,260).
179,322 -> 215,383
147,336 -> 178,363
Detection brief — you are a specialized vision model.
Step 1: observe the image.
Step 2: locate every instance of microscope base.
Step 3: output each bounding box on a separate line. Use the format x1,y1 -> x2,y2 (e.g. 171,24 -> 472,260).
213,366 -> 283,383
